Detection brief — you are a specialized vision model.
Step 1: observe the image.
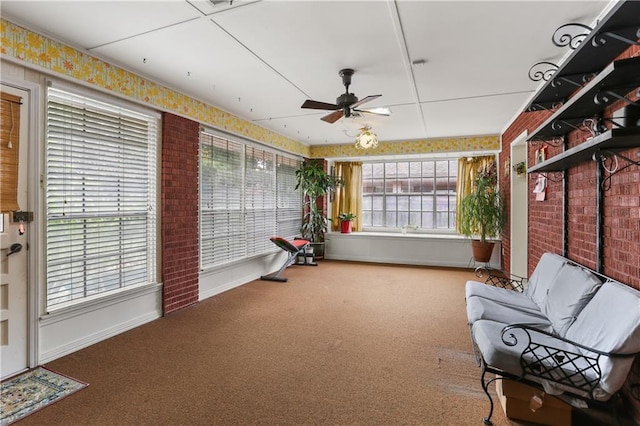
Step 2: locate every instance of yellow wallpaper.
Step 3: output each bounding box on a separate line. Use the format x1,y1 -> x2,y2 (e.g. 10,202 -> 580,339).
1,18 -> 499,159
310,135 -> 500,158
0,18 -> 309,156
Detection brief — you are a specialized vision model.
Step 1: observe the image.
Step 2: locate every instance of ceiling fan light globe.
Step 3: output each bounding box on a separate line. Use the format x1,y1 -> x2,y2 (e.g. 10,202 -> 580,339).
355,126 -> 378,150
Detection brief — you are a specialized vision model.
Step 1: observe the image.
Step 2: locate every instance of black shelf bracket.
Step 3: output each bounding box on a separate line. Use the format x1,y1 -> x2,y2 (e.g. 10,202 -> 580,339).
526,101 -> 564,113
550,118 -> 604,136
551,73 -> 596,89
594,149 -> 640,190
592,26 -> 640,47
594,88 -> 640,107
552,23 -> 593,49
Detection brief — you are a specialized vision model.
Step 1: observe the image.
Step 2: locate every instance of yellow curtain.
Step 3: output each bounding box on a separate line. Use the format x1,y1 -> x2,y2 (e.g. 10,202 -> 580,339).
455,155 -> 494,233
331,162 -> 363,232
0,92 -> 22,213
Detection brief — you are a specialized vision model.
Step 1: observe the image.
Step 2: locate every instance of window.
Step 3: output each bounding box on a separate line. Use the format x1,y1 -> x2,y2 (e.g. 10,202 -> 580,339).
361,160 -> 457,230
45,85 -> 159,309
199,131 -> 301,270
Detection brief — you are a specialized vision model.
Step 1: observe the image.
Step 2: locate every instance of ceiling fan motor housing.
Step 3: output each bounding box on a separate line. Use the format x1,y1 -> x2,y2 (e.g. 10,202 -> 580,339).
337,92 -> 358,107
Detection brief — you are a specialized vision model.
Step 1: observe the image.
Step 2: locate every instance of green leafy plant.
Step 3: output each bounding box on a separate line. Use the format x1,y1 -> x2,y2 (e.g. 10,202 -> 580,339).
338,212 -> 356,221
459,161 -> 506,243
295,161 -> 341,242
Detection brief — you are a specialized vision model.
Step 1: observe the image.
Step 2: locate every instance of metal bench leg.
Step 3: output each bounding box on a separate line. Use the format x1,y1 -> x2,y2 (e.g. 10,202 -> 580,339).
480,360 -> 497,425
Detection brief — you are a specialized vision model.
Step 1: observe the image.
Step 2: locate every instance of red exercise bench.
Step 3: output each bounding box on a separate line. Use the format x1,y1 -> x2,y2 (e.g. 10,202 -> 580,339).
260,237 -> 317,282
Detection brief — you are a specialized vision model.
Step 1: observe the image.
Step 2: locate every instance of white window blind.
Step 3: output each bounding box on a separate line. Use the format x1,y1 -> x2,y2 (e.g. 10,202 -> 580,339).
276,155 -> 302,240
200,133 -> 245,267
45,86 -> 158,309
199,131 -> 301,270
245,146 -> 276,256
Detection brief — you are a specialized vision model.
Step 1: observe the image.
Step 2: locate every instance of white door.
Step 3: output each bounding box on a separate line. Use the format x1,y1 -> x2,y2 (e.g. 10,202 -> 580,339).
510,131 -> 528,279
0,83 -> 30,379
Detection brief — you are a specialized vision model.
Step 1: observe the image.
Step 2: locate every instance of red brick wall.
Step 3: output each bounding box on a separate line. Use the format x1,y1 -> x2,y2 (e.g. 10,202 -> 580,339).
161,113 -> 200,314
500,45 -> 640,290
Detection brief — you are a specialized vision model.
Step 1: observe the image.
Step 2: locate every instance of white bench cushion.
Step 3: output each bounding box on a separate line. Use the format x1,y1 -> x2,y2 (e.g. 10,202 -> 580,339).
465,280 -> 537,310
466,296 -> 553,332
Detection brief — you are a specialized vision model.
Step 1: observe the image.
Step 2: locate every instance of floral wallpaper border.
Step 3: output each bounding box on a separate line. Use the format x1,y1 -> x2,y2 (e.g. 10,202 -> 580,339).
310,135 -> 500,158
2,18 -> 499,159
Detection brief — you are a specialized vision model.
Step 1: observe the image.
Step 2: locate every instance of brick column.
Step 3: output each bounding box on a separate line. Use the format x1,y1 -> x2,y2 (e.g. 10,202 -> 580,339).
161,113 -> 200,314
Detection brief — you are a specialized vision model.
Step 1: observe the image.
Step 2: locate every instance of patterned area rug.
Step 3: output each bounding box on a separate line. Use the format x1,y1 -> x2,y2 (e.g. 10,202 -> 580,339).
0,367 -> 87,425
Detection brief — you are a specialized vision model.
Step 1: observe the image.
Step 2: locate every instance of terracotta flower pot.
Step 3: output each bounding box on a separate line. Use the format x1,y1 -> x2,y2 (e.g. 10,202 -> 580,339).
471,240 -> 495,263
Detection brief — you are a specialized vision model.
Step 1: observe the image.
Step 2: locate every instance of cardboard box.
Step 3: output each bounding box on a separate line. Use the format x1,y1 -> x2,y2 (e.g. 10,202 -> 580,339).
496,379 -> 572,425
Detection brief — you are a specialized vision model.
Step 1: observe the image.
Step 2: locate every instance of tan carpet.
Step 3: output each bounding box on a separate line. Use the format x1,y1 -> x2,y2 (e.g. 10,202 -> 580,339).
24,261 -> 516,425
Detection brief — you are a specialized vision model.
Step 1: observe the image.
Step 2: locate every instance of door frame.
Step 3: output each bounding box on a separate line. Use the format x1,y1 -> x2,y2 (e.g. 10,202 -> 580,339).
2,77 -> 42,369
510,130 -> 528,279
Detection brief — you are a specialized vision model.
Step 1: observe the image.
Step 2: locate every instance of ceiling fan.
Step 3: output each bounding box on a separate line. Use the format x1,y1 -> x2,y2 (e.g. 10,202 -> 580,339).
301,69 -> 390,124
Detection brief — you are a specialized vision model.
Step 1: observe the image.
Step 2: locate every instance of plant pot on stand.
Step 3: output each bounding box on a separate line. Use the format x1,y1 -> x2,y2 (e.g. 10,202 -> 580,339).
295,161 -> 342,260
458,160 -> 505,269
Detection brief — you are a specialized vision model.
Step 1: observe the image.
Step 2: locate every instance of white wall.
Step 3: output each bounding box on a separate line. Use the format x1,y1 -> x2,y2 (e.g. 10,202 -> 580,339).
325,232 -> 501,269
199,251 -> 287,300
38,284 -> 162,363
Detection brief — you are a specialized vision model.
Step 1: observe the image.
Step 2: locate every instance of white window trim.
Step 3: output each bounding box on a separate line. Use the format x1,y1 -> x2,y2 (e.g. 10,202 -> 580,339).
44,81 -> 160,311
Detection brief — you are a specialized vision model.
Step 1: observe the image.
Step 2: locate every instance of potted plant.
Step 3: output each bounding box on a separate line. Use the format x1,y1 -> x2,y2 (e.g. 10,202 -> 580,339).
513,161 -> 526,175
295,161 -> 341,258
338,212 -> 356,233
459,161 -> 506,263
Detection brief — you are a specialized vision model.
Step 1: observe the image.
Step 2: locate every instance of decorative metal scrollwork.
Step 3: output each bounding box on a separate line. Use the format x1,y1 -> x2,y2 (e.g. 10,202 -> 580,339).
528,62 -> 559,82
594,149 -> 640,190
552,23 -> 593,49
592,27 -> 640,47
530,136 -> 564,147
501,325 -> 603,396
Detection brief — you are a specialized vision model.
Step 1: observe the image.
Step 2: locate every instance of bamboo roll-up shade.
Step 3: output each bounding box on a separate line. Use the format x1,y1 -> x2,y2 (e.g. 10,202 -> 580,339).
1,92 -> 22,212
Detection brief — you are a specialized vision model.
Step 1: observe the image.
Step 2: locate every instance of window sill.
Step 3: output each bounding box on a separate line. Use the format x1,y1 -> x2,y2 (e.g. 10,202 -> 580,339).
327,231 -> 470,240
40,282 -> 162,325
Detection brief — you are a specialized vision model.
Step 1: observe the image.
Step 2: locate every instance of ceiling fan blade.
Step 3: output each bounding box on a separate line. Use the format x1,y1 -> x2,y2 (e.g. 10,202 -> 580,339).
301,99 -> 339,110
321,110 -> 344,123
350,94 -> 382,109
354,106 -> 391,116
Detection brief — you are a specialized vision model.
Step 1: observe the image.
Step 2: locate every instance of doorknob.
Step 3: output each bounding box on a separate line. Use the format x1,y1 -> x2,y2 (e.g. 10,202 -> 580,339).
6,243 -> 22,256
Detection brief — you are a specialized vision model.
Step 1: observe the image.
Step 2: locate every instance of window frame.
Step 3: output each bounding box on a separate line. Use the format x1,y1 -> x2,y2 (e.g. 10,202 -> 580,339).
44,82 -> 160,311
199,127 -> 302,271
359,157 -> 460,234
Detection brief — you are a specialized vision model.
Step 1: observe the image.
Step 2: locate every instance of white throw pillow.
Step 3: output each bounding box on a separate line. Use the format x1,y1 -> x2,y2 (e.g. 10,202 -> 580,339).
526,252 -> 566,309
542,263 -> 602,336
565,281 -> 640,396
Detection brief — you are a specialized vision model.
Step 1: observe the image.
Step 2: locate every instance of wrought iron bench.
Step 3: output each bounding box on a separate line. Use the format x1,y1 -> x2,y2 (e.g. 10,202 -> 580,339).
465,253 -> 640,425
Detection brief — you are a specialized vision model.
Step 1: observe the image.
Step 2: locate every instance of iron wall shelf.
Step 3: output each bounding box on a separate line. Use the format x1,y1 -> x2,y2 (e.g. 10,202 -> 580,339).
528,56 -> 640,140
527,128 -> 640,173
525,0 -> 640,112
